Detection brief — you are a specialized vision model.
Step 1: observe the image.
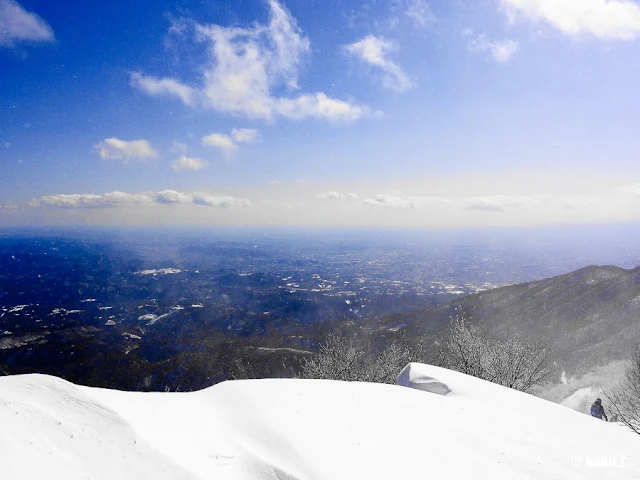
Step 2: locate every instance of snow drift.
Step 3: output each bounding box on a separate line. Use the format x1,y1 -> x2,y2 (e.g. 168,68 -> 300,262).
2,364 -> 639,479
397,361 -> 452,394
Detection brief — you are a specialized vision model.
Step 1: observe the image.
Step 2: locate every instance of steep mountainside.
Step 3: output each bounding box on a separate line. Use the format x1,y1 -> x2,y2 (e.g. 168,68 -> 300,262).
400,265 -> 640,375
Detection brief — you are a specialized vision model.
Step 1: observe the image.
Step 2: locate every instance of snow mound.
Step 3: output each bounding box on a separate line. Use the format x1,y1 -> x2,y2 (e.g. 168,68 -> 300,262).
396,362 -> 451,395
2,365 -> 640,479
0,374 -> 196,480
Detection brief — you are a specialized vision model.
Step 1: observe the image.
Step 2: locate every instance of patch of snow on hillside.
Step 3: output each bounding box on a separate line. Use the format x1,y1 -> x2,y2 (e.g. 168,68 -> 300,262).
135,268 -> 182,275
122,332 -> 142,340
138,313 -> 157,323
8,305 -> 28,313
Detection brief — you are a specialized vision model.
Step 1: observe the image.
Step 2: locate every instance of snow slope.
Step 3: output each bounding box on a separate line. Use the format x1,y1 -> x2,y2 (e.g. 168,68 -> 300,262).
2,364 -> 639,479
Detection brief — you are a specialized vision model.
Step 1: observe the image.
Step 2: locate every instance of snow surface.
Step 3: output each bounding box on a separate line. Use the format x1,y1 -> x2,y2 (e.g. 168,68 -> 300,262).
2,364 -> 640,479
397,362 -> 452,395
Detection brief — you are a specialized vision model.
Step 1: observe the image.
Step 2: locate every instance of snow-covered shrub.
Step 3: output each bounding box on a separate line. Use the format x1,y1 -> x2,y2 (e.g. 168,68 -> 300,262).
605,345 -> 640,435
299,334 -> 411,384
439,314 -> 553,393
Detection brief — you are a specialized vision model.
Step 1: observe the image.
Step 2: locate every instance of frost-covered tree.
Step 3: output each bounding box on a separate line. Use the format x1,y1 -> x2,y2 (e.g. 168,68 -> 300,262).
299,334 -> 411,384
439,314 -> 553,394
604,345 -> 640,435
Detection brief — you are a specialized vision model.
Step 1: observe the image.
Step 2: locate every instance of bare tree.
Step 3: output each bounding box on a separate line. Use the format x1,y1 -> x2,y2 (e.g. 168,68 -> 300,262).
299,334 -> 411,384
298,313 -> 553,393
440,313 -> 554,394
604,345 -> 640,435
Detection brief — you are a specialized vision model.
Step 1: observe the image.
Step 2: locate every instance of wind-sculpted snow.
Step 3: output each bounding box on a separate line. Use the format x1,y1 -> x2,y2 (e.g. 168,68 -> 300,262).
2,365 -> 640,479
0,375 -> 197,479
396,362 -> 452,395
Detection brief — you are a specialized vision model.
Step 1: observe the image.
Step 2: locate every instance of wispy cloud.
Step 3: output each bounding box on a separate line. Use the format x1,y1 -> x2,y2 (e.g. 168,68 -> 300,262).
131,1 -> 367,121
363,194 -> 450,209
32,191 -> 250,209
467,32 -> 519,63
500,0 -> 640,40
362,193 -> 604,212
0,0 -> 54,48
193,195 -> 251,208
202,128 -> 260,155
94,138 -> 158,161
171,155 -> 206,172
318,191 -> 359,200
232,128 -> 260,143
344,35 -> 414,92
202,133 -> 237,153
461,195 -> 536,211
130,72 -> 198,106
405,0 -> 436,27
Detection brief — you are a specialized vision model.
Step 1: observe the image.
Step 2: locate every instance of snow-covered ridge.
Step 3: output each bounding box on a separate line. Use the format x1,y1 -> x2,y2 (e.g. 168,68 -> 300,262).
1,364 -> 639,479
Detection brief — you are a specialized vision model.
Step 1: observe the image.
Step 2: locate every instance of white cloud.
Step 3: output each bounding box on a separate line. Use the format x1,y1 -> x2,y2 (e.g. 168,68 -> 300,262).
102,191 -> 155,205
193,195 -> 251,208
461,195 -> 536,211
363,195 -> 415,208
130,72 -> 197,106
131,1 -> 367,121
33,190 -> 251,209
405,0 -> 436,27
231,128 -> 260,143
203,128 -> 260,155
469,35 -> 519,63
0,0 -> 54,48
155,190 -> 193,204
274,93 -> 367,120
95,138 -> 158,161
344,35 -> 414,92
362,194 -> 536,210
363,194 -> 449,209
35,192 -> 154,208
319,191 -> 345,200
171,155 -> 206,172
202,133 -> 237,152
500,0 -> 640,40
36,194 -> 103,208
319,191 -> 359,200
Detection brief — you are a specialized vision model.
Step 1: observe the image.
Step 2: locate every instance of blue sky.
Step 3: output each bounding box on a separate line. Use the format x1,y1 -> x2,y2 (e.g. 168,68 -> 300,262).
1,0 -> 640,227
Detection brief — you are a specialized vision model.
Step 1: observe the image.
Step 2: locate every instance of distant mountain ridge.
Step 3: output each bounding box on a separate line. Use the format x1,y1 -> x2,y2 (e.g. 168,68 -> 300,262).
399,265 -> 640,377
